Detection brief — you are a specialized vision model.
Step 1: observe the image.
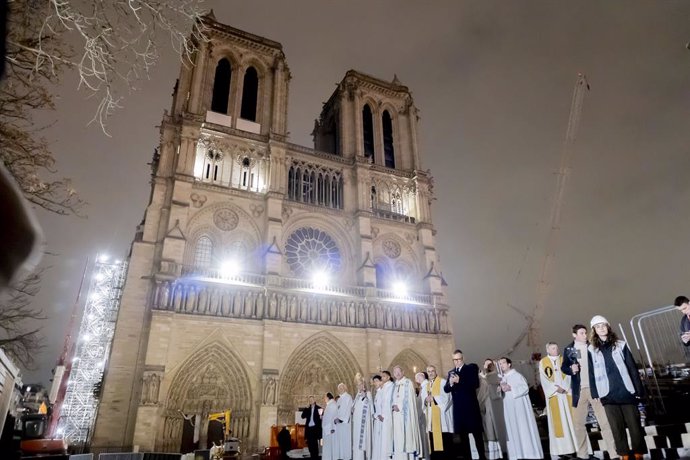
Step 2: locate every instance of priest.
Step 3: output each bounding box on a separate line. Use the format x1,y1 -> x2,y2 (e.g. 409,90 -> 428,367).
372,371 -> 395,460
322,392 -> 339,460
352,376 -> 373,460
335,383 -> 354,460
391,365 -> 422,460
498,357 -> 543,460
539,342 -> 577,457
422,365 -> 453,460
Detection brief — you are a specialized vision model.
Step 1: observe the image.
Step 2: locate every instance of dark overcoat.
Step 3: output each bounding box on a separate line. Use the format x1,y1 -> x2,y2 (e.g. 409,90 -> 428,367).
443,362 -> 484,433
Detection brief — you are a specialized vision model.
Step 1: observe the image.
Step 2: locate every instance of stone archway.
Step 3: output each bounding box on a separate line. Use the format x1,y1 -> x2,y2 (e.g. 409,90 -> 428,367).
277,332 -> 361,424
157,342 -> 253,452
388,348 -> 428,380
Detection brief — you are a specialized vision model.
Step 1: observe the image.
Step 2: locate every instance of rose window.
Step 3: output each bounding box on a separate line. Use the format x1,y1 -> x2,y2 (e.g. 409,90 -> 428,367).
285,227 -> 341,277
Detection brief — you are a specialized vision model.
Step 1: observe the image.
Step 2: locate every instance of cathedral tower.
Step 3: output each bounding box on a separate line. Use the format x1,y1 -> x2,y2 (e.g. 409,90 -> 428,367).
91,14 -> 453,453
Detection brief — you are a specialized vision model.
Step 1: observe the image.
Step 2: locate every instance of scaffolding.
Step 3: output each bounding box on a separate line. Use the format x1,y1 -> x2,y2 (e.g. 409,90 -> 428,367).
56,256 -> 128,445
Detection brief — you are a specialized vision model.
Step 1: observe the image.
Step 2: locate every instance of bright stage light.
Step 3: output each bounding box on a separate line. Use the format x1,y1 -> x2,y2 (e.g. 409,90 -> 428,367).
98,254 -> 110,263
392,281 -> 408,297
311,271 -> 329,290
219,259 -> 240,278
81,334 -> 91,342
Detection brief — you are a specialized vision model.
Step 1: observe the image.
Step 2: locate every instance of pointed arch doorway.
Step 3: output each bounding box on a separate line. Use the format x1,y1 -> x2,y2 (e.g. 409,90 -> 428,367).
277,332 -> 361,424
158,342 -> 253,453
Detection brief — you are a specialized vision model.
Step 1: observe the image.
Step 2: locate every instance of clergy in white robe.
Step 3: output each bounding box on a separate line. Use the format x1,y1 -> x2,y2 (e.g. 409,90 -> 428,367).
322,393 -> 339,460
372,372 -> 395,460
391,365 -> 422,460
422,366 -> 453,460
498,358 -> 543,460
539,343 -> 577,456
352,380 -> 373,460
415,373 -> 430,460
336,383 -> 354,460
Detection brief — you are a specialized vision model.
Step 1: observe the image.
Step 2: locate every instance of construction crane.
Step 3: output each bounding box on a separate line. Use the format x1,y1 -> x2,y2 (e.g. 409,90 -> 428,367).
505,73 -> 590,356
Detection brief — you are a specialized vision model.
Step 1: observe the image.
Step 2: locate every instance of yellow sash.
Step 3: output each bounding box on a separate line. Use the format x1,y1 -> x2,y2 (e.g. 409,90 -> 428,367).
540,356 -> 573,438
429,377 -> 443,450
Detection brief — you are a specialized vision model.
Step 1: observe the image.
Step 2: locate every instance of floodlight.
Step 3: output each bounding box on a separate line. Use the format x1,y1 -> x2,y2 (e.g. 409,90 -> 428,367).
311,271 -> 329,290
392,281 -> 408,297
98,254 -> 110,263
94,272 -> 105,281
219,259 -> 240,278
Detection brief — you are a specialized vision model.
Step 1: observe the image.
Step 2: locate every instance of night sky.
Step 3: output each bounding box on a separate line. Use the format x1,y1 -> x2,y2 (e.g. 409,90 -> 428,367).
22,1 -> 690,385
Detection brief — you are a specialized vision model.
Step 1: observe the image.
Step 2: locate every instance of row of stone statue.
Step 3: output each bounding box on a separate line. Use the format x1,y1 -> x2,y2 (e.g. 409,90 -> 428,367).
151,280 -> 450,333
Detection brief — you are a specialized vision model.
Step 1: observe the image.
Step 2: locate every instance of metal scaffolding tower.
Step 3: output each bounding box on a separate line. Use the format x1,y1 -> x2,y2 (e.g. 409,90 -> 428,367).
56,256 -> 127,445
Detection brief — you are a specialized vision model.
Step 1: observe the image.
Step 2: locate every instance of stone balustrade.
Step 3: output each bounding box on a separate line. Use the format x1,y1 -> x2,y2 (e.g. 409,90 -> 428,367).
150,276 -> 450,334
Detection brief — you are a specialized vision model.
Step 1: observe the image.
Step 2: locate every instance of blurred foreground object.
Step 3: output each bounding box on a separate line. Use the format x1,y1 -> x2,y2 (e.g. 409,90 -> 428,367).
0,163 -> 42,288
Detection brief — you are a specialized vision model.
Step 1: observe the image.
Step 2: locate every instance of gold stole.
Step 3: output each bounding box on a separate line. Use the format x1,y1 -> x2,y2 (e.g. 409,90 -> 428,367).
429,377 -> 443,450
540,356 -> 572,438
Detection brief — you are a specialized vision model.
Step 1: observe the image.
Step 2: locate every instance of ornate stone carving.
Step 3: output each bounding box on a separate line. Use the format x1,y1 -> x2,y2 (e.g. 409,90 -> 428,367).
190,193 -> 207,208
285,227 -> 341,277
261,369 -> 278,406
140,370 -> 162,405
282,206 -> 293,221
382,239 -> 401,259
405,233 -> 416,245
213,208 -> 239,231
371,226 -> 380,239
249,204 -> 264,217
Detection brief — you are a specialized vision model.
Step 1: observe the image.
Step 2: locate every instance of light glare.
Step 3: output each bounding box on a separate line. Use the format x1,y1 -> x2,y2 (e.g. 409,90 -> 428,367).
219,260 -> 240,278
392,281 -> 408,297
311,271 -> 329,290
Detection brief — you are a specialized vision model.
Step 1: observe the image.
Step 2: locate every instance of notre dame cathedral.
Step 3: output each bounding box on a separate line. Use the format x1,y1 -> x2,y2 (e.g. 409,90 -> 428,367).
91,13 -> 455,454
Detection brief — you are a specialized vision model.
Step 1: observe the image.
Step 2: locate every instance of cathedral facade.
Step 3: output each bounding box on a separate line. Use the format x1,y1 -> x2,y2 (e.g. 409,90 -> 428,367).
91,14 -> 455,454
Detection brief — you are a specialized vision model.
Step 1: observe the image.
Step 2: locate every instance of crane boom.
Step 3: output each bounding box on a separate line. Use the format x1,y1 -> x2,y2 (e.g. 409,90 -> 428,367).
527,73 -> 589,350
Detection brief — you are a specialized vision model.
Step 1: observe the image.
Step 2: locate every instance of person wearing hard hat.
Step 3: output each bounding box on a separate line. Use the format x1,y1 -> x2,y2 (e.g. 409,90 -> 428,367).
587,315 -> 646,460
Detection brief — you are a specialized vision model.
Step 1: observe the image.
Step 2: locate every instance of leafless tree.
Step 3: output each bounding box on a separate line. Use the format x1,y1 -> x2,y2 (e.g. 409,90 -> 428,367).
0,270 -> 46,368
8,0 -> 207,130
1,0 -> 206,216
0,0 -> 207,365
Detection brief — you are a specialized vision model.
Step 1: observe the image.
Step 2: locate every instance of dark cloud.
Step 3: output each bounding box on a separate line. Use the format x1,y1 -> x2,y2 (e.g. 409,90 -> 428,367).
20,1 -> 690,383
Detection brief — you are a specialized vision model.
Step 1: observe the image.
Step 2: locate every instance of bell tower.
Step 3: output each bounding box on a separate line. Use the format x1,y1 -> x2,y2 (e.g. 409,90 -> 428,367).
171,12 -> 290,137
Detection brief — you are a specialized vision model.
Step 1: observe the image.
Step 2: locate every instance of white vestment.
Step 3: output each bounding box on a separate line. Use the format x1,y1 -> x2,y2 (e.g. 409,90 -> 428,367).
539,356 -> 577,456
501,369 -> 543,460
421,378 -> 453,433
392,376 -> 422,460
352,390 -> 373,460
372,380 -> 394,460
336,392 -> 353,460
322,399 -> 339,460
416,380 -> 430,460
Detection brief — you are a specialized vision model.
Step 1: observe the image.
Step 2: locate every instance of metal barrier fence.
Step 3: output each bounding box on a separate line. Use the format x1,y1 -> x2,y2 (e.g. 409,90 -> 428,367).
619,304 -> 690,416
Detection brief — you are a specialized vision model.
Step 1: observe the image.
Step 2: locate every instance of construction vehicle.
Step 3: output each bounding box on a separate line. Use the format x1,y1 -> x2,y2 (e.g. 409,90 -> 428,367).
207,410 -> 240,459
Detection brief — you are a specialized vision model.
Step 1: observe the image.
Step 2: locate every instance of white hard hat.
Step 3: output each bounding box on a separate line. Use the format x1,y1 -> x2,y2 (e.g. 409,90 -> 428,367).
590,315 -> 609,327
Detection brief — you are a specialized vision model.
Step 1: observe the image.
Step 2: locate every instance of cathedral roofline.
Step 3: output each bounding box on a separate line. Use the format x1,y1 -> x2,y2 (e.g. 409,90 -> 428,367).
343,69 -> 410,93
200,12 -> 284,51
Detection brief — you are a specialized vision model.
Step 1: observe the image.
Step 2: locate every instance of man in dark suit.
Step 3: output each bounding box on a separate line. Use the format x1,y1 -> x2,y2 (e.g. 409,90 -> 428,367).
444,349 -> 486,460
301,395 -> 322,459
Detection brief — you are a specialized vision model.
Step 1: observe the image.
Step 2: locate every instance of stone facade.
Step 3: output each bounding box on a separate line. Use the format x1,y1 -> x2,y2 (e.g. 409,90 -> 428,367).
91,13 -> 455,454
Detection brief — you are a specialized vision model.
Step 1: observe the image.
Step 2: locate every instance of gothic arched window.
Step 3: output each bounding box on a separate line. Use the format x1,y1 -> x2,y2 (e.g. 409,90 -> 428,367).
382,110 -> 395,169
240,66 -> 259,122
193,236 -> 214,268
362,104 -> 375,158
211,58 -> 232,114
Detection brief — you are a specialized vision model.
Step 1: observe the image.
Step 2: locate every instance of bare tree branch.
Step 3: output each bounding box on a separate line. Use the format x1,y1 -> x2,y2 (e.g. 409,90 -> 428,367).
0,269 -> 47,368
